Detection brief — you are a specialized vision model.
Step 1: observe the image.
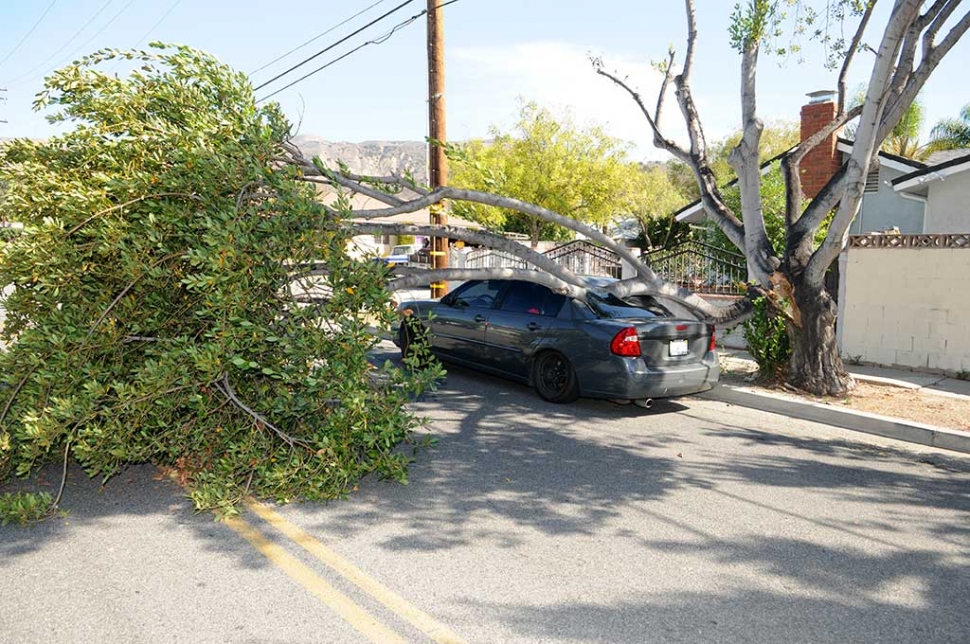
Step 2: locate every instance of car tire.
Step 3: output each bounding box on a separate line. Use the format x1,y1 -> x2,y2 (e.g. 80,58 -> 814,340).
532,351 -> 580,404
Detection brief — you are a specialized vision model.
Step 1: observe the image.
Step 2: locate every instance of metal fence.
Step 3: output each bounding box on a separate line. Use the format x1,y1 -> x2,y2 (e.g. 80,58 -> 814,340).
544,240 -> 622,278
644,240 -> 746,294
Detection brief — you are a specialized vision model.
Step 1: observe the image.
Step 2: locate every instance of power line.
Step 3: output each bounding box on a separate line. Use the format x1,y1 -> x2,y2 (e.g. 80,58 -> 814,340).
250,0 -> 390,76
13,0 -> 137,88
0,0 -> 61,71
130,0 -> 184,49
257,11 -> 425,103
252,0 -> 418,92
4,0 -> 115,86
255,0 -> 464,103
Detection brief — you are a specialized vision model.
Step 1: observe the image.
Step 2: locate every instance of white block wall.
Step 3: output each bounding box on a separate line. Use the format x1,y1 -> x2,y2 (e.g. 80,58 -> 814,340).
841,247 -> 970,373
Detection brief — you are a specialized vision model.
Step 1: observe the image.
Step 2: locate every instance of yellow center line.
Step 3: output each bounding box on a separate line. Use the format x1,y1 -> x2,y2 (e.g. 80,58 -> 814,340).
225,515 -> 409,644
246,500 -> 469,644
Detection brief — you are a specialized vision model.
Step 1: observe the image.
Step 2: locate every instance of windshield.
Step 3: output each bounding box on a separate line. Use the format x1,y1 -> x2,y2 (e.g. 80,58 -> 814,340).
390,245 -> 413,255
586,291 -> 672,319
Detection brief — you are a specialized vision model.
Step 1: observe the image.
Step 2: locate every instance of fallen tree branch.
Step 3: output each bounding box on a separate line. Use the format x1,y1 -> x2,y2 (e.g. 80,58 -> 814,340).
215,374 -> 311,450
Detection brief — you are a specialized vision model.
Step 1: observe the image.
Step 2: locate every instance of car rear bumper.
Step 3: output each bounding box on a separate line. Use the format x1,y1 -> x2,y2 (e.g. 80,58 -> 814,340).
582,353 -> 720,400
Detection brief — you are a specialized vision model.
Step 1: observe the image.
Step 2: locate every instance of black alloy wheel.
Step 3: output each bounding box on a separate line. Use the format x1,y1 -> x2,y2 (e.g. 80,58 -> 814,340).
532,351 -> 580,404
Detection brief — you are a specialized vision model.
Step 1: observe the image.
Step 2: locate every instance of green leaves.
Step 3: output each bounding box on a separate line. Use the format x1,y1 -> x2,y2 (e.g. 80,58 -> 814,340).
0,44 -> 436,516
449,101 -> 646,242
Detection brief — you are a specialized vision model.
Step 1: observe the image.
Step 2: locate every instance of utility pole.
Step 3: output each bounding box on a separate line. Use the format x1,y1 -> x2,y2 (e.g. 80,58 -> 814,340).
427,0 -> 449,298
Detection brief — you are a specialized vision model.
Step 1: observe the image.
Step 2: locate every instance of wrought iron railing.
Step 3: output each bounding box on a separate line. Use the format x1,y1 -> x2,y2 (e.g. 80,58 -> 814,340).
464,248 -> 530,270
544,240 -> 622,278
644,240 -> 746,294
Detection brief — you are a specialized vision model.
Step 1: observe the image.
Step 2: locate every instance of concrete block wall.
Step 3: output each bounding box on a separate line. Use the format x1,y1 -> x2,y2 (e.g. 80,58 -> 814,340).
841,247 -> 970,374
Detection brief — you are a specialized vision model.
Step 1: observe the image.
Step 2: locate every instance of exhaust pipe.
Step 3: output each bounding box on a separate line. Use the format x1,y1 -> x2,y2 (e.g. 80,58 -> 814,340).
634,398 -> 653,409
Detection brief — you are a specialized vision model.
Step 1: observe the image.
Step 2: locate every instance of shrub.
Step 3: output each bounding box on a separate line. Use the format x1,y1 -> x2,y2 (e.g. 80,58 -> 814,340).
743,295 -> 791,380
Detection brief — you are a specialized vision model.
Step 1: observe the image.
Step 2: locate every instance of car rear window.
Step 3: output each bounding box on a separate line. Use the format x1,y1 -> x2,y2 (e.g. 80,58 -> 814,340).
586,291 -> 671,319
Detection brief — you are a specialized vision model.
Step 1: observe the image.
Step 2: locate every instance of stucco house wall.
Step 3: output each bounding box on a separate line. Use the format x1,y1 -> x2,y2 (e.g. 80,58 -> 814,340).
925,175 -> 970,233
850,164 -> 925,234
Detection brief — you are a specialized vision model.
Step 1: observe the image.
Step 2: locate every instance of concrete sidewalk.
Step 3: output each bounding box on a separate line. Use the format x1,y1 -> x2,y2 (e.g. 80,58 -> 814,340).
710,350 -> 970,455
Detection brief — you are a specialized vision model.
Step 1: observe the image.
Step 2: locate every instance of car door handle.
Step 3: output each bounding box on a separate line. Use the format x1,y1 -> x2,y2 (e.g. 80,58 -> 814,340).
527,322 -> 541,331
474,315 -> 488,323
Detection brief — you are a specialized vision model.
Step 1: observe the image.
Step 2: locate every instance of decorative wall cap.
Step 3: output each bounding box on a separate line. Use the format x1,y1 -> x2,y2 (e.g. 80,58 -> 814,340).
849,233 -> 970,249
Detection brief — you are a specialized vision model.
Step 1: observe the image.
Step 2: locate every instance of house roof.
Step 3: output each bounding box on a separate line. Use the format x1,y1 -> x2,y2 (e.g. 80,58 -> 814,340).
672,139 -> 926,223
891,150 -> 970,196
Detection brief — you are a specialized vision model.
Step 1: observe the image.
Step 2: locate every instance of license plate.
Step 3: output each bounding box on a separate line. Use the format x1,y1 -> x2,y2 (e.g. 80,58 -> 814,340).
669,339 -> 689,357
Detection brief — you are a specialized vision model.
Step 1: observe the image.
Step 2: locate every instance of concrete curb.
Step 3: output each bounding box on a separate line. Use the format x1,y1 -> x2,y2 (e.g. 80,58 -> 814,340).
702,383 -> 970,455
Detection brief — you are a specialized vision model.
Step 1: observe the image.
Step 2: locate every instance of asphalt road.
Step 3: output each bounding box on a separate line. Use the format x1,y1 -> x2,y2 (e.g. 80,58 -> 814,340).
2,342 -> 969,643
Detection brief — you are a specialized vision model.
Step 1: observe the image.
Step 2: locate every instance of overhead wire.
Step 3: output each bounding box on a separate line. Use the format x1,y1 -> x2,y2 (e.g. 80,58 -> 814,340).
12,0 -> 138,88
256,11 -> 425,103
4,0 -> 115,86
252,0 -> 417,92
255,0 -> 464,103
129,0 -> 184,49
249,0 -> 390,76
0,0 -> 61,71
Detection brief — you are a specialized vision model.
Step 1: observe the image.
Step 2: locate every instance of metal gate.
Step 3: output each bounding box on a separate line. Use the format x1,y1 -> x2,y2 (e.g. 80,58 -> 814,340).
544,240 -> 621,278
644,241 -> 745,294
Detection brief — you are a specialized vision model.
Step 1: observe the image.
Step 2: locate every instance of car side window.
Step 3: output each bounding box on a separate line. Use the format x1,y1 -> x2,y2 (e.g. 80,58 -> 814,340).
453,280 -> 504,309
499,281 -> 566,317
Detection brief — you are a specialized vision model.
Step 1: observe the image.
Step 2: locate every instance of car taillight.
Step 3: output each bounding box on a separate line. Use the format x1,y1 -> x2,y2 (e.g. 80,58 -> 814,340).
611,326 -> 641,357
709,325 -> 717,352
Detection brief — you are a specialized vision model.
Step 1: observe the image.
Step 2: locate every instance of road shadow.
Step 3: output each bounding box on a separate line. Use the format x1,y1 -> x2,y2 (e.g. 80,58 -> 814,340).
0,462 -> 265,569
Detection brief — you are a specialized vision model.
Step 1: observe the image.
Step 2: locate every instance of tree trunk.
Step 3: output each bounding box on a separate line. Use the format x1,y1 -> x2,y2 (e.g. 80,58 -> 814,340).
787,276 -> 853,397
531,218 -> 539,248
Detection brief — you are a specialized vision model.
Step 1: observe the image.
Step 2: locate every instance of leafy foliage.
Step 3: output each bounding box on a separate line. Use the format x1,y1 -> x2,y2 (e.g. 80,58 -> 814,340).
0,45 -> 439,515
743,295 -> 791,380
0,491 -> 54,526
449,101 -> 647,244
929,103 -> 970,151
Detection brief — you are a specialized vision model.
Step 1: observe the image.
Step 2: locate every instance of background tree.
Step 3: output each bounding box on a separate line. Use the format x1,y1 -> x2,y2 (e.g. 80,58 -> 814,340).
449,102 -> 647,246
846,90 -> 930,160
0,45 -> 438,517
627,164 -> 691,250
929,102 -> 970,150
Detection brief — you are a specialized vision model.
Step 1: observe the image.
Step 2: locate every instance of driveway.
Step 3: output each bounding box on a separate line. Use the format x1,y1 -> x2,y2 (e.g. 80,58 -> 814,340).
2,342 -> 969,643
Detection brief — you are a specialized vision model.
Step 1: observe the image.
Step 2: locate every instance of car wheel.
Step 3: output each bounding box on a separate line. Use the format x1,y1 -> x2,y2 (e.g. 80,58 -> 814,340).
532,351 -> 580,404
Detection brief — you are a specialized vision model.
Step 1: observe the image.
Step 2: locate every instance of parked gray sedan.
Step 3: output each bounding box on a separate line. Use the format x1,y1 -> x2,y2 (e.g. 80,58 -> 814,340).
394,279 -> 719,406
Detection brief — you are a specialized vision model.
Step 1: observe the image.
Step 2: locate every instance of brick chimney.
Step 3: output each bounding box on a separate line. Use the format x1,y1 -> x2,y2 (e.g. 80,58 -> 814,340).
799,90 -> 841,199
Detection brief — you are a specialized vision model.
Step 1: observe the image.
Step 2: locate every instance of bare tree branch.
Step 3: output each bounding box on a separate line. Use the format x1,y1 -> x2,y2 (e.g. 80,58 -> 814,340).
655,47 -> 677,126
351,222 -> 585,286
215,374 -> 311,450
680,0 -> 698,86
728,36 -> 775,285
838,0 -> 879,115
805,0 -> 924,287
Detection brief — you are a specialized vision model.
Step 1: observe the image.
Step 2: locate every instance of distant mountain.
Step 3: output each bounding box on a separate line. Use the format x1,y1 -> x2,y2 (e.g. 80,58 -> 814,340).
291,135 -> 428,185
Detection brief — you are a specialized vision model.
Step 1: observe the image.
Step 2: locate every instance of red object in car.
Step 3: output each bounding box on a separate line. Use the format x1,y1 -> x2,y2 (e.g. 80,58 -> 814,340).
610,326 -> 642,357
709,326 -> 717,352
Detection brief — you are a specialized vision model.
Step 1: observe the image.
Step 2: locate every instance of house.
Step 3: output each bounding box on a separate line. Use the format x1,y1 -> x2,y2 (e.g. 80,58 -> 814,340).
891,149 -> 970,233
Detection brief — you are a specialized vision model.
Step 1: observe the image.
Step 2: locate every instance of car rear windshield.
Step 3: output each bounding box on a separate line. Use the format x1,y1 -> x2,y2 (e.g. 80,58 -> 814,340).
586,291 -> 672,319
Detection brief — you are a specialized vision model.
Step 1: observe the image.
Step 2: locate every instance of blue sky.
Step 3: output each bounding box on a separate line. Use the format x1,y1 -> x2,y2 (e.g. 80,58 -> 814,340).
1,0 -> 968,161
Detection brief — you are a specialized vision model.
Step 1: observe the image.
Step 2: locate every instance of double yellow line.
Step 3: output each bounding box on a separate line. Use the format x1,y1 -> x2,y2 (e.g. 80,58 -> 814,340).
226,500 -> 467,644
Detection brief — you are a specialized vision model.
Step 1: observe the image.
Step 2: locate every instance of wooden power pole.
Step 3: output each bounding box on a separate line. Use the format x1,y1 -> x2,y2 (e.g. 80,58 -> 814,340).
427,0 -> 449,298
